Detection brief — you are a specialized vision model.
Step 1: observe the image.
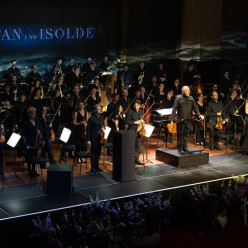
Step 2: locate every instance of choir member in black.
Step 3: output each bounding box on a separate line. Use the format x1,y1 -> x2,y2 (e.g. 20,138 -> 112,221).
126,99 -> 144,165
26,65 -> 42,85
224,89 -> 239,144
118,63 -> 132,90
0,103 -> 5,175
164,89 -> 174,108
172,79 -> 181,98
99,56 -> 110,71
170,86 -> 204,153
155,83 -> 166,108
86,104 -> 104,172
29,88 -> 43,113
82,57 -> 92,73
119,89 -> 130,113
183,62 -> 200,87
72,102 -> 88,159
114,104 -> 126,131
22,107 -> 43,177
14,91 -> 28,132
195,93 -> 207,145
0,83 -> 14,106
31,81 -> 44,99
207,91 -> 228,151
39,106 -> 56,164
156,62 -> 167,83
6,60 -> 21,80
86,87 -> 100,114
84,62 -> 99,86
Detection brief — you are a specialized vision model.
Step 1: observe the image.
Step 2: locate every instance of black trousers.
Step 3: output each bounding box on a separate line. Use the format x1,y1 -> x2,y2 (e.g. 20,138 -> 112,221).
0,142 -> 4,173
135,132 -> 142,160
41,139 -> 56,164
177,122 -> 191,149
25,148 -> 37,173
209,122 -> 220,148
90,136 -> 101,170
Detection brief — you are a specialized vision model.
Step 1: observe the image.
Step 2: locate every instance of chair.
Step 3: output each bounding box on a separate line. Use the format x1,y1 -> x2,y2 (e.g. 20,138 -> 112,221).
59,144 -> 76,164
75,151 -> 94,175
217,133 -> 233,153
103,142 -> 113,167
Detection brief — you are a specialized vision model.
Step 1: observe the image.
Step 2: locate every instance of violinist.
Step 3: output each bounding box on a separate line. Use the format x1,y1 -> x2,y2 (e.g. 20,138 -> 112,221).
39,106 -> 56,165
224,89 -> 239,144
126,99 -> 144,165
72,102 -> 88,160
170,86 -> 204,153
86,104 -> 105,173
207,91 -> 228,151
22,107 -> 43,177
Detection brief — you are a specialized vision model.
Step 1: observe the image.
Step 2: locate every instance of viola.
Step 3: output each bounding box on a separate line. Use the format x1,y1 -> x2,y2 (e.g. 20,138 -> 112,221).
137,120 -> 146,136
36,133 -> 45,149
50,128 -> 55,142
215,116 -> 223,130
99,130 -> 107,145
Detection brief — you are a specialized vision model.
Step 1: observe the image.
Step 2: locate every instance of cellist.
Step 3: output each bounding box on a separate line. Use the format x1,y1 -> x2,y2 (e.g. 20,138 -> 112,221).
126,99 -> 144,165
207,91 -> 228,151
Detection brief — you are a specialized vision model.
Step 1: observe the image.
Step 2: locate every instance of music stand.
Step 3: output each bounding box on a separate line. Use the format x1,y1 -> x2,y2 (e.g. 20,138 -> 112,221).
144,124 -> 155,163
230,115 -> 245,151
60,127 -> 72,164
7,132 -> 21,177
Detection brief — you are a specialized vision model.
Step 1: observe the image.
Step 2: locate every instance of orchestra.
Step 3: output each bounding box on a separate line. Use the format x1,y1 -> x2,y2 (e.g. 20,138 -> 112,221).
0,57 -> 248,177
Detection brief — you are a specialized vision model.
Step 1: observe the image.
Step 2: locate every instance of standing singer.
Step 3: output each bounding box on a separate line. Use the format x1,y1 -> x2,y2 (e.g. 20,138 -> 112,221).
170,86 -> 204,153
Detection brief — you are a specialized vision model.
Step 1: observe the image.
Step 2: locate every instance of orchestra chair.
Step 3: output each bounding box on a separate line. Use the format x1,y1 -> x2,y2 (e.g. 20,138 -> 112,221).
59,144 -> 76,164
74,151 -> 94,175
103,142 -> 113,167
217,132 -> 233,153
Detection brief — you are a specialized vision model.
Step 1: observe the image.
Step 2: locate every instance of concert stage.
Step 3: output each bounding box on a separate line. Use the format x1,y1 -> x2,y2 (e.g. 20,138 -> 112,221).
0,152 -> 248,221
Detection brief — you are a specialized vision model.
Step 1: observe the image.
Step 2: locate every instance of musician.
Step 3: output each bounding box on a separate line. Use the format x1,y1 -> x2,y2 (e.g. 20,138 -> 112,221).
147,75 -> 159,99
55,57 -> 65,75
82,57 -> 92,73
28,88 -> 43,113
126,99 -> 144,165
114,104 -> 126,131
135,61 -> 146,86
155,83 -> 165,108
65,58 -> 75,74
140,87 -> 147,108
183,61 -> 200,87
0,103 -> 5,175
6,60 -> 21,80
164,89 -> 174,108
30,81 -> 44,99
0,83 -> 14,106
156,62 -> 167,83
119,89 -> 129,113
26,65 -> 42,85
118,63 -> 132,90
9,74 -> 20,99
22,107 -> 43,177
207,91 -> 228,151
66,65 -> 82,90
172,79 -> 181,98
71,84 -> 81,108
39,106 -> 56,164
86,87 -> 100,114
99,56 -> 110,71
207,84 -> 224,102
86,104 -> 104,173
170,86 -> 204,153
195,93 -> 207,146
224,89 -> 239,144
220,71 -> 232,98
72,102 -> 88,160
241,99 -> 248,153
84,62 -> 99,86
14,91 -> 28,132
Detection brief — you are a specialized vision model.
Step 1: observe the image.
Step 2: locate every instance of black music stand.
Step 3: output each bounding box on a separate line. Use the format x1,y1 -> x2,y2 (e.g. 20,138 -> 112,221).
230,115 -> 245,151
6,132 -> 22,178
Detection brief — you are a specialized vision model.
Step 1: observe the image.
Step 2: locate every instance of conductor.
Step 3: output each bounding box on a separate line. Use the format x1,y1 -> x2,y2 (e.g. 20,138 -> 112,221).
170,86 -> 204,153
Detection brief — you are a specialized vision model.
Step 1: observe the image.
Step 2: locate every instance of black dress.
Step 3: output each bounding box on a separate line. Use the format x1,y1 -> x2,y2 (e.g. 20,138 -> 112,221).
75,111 -> 87,153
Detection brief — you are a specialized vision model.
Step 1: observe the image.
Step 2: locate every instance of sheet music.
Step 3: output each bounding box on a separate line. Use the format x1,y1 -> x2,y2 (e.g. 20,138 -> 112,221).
144,124 -> 155,138
155,108 -> 173,116
7,133 -> 21,148
104,126 -> 111,139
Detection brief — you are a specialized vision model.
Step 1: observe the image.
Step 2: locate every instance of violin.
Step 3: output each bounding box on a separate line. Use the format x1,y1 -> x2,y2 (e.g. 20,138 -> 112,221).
50,128 -> 55,142
215,115 -> 223,130
36,132 -> 45,149
99,130 -> 107,145
0,124 -> 5,142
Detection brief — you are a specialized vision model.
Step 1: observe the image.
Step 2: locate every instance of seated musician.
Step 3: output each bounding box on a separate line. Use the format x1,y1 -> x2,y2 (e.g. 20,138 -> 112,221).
195,93 -> 207,146
207,91 -> 228,151
224,89 -> 239,144
86,104 -> 105,173
22,107 -> 43,177
119,89 -> 130,113
170,86 -> 204,153
126,99 -> 144,165
155,83 -> 165,109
